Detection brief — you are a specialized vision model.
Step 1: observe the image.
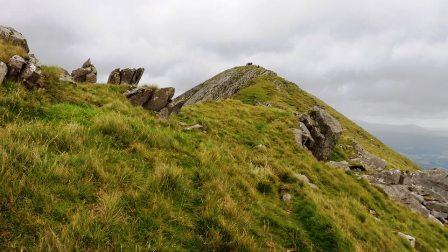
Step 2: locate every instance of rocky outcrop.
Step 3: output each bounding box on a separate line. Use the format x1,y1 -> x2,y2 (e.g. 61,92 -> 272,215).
172,65 -> 276,107
107,67 -> 144,85
71,59 -> 97,83
351,143 -> 387,170
366,168 -> 448,225
295,106 -> 343,161
58,68 -> 75,84
0,26 -> 29,53
0,61 -> 8,84
4,55 -> 43,88
124,86 -> 178,118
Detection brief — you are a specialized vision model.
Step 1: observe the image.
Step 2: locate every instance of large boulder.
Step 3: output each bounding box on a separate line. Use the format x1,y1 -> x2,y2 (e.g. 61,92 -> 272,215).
0,26 -> 29,53
143,87 -> 175,111
107,67 -> 144,85
296,106 -> 343,161
71,59 -> 97,83
6,55 -> 26,79
0,61 -> 7,84
124,86 -> 155,106
125,86 -> 178,118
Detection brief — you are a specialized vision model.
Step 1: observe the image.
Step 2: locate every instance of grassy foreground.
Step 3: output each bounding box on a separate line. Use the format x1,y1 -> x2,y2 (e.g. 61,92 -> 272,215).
0,67 -> 447,251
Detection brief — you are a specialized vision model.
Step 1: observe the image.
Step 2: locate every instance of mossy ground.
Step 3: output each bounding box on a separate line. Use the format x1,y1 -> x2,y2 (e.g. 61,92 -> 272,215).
0,67 -> 446,251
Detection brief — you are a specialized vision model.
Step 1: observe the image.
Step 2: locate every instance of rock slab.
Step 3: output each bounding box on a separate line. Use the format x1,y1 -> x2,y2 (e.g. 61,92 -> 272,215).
107,68 -> 144,85
0,26 -> 29,53
71,59 -> 97,83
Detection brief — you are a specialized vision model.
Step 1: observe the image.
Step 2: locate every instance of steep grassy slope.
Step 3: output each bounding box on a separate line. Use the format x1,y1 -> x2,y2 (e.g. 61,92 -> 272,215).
0,66 -> 446,251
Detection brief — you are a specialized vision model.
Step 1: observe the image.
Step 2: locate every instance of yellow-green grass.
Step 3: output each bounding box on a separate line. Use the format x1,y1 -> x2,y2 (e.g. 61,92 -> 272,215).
0,39 -> 28,63
234,75 -> 419,170
0,72 -> 446,250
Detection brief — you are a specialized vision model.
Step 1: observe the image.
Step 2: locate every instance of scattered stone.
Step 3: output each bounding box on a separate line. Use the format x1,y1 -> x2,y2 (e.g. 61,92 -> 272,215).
0,61 -> 7,84
71,58 -> 97,83
255,101 -> 272,107
296,106 -> 343,161
143,87 -> 175,111
282,193 -> 292,203
107,67 -> 144,85
183,124 -> 204,131
0,26 -> 29,52
397,232 -> 415,248
293,173 -> 319,190
246,62 -> 253,66
428,214 -> 444,226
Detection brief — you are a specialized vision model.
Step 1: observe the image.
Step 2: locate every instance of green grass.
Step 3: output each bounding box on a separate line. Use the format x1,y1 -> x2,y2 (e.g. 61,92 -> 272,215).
0,39 -> 28,63
0,67 -> 446,251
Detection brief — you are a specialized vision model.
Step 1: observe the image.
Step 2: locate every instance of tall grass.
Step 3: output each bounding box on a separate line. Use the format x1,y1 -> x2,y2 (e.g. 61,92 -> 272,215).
0,72 -> 446,251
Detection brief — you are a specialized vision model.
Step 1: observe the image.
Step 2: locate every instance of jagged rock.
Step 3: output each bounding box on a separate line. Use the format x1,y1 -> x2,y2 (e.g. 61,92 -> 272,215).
351,144 -> 387,170
397,232 -> 415,248
158,101 -> 184,119
108,68 -> 121,84
143,87 -> 175,111
0,26 -> 29,53
366,168 -> 448,224
0,61 -> 7,84
125,86 -> 179,118
7,55 -> 26,79
172,65 -> 276,107
124,86 -> 155,106
20,61 -> 42,88
297,106 -> 343,161
58,68 -> 75,84
293,122 -> 314,148
282,193 -> 292,203
108,68 -> 144,85
71,59 -> 97,83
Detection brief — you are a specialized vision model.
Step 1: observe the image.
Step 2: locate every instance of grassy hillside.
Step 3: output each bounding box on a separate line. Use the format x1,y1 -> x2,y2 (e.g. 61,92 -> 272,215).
0,65 -> 446,251
0,39 -> 28,63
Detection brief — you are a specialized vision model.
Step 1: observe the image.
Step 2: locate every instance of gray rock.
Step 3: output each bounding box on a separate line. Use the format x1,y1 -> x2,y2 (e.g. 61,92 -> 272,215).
108,67 -> 144,85
424,201 -> 448,213
282,193 -> 292,203
124,86 -> 155,106
183,124 -> 204,131
71,59 -> 97,83
19,61 -> 43,88
294,173 -> 319,189
0,61 -> 7,84
397,232 -> 415,248
298,106 -> 343,161
143,87 -> 175,111
85,72 -> 97,83
120,68 -> 135,84
326,161 -> 350,171
108,68 -> 121,84
351,144 -> 387,170
58,68 -> 75,84
172,65 -> 276,107
0,26 -> 29,53
7,55 -> 26,79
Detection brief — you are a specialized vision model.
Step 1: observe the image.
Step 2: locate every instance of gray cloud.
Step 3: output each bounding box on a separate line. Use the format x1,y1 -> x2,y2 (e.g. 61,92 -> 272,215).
1,0 -> 448,128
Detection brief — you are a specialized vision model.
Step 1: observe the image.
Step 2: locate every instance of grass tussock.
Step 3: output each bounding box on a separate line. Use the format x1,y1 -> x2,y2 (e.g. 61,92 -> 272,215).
0,39 -> 28,63
0,68 -> 446,251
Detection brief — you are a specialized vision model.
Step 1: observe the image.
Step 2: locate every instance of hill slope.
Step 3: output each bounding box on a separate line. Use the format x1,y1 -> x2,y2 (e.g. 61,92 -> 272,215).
0,62 -> 446,249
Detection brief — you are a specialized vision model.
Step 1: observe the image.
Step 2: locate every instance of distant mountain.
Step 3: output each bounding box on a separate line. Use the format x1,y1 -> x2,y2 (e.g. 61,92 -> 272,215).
357,121 -> 448,169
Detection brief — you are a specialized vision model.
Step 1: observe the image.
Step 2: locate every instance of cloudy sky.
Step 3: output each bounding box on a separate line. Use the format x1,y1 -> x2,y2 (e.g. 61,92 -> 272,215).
2,0 -> 448,128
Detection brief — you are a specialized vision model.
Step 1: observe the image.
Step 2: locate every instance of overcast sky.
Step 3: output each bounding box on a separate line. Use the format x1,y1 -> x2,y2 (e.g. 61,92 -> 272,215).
2,0 -> 448,128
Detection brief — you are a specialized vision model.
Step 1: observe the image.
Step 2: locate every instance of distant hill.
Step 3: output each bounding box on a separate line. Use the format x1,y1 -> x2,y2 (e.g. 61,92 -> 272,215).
357,121 -> 448,169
